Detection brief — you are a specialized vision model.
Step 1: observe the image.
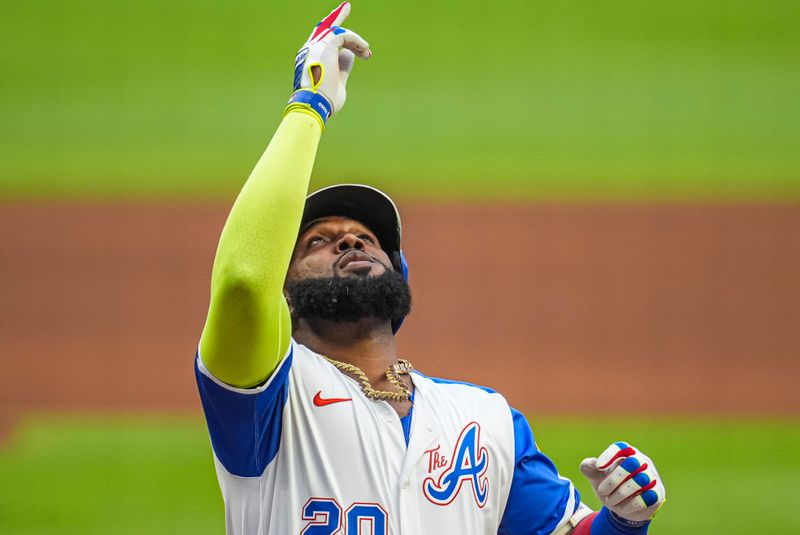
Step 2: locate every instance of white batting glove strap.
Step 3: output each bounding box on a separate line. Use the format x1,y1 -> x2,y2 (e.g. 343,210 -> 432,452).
579,441 -> 666,524
286,2 -> 371,126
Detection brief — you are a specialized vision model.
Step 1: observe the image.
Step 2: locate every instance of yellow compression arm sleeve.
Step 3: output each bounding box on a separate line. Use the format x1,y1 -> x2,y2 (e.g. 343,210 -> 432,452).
199,112 -> 322,387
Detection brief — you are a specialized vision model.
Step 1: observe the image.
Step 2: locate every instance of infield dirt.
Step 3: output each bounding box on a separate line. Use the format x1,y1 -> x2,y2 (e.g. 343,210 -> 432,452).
1,202 -> 798,435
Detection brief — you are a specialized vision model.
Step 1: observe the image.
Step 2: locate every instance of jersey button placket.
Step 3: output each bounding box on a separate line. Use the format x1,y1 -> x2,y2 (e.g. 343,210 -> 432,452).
398,473 -> 419,533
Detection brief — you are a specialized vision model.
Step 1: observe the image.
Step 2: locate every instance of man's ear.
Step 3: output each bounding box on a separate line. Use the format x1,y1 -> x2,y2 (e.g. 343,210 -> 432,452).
283,288 -> 300,332
283,288 -> 294,313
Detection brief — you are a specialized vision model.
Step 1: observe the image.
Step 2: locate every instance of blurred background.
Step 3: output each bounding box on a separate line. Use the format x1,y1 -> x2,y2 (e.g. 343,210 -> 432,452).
1,0 -> 798,533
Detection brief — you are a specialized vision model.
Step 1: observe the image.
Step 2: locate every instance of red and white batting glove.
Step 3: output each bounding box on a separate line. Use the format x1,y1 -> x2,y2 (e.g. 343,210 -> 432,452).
285,2 -> 372,128
579,441 -> 666,524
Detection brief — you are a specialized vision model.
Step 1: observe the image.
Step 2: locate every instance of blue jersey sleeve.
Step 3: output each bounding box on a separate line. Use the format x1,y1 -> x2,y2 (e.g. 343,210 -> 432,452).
498,408 -> 580,535
194,344 -> 293,477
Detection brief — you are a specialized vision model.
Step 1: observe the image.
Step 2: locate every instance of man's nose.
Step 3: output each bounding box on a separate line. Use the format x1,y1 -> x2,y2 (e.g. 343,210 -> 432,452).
336,233 -> 365,252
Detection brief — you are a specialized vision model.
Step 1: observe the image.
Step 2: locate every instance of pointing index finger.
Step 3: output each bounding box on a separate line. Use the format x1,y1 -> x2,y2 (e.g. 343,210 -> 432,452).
312,2 -> 351,39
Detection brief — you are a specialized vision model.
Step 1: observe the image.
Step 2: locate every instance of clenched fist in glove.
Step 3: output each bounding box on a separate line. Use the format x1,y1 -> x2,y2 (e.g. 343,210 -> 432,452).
580,442 -> 666,526
285,2 -> 371,128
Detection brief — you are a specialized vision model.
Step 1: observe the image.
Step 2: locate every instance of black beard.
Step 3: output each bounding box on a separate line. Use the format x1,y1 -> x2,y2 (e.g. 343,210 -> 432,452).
286,270 -> 412,324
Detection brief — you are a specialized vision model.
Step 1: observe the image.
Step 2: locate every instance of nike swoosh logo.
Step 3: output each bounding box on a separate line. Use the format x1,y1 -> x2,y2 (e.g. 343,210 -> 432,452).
313,390 -> 353,407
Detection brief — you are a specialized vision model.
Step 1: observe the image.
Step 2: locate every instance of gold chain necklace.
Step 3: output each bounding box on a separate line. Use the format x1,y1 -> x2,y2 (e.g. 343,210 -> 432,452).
322,355 -> 413,402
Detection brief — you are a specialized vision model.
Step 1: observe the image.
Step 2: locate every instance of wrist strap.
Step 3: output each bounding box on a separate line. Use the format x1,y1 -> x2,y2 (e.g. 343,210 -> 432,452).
589,507 -> 651,535
285,90 -> 332,129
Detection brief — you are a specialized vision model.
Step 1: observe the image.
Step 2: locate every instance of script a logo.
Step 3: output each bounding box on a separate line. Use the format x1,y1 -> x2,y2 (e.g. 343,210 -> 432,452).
423,422 -> 489,508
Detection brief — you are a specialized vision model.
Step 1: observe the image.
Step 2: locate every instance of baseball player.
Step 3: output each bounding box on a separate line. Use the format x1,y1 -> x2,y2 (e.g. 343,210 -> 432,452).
195,3 -> 666,534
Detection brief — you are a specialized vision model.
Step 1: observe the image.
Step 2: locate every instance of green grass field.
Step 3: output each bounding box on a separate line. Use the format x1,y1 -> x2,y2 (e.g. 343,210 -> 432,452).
1,0 -> 799,200
1,414 -> 798,534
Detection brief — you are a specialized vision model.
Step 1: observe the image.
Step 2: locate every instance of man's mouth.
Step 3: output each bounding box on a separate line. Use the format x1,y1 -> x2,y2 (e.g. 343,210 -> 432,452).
338,250 -> 375,270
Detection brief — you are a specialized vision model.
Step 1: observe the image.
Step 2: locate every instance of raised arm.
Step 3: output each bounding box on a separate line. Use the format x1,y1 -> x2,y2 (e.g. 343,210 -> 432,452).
199,2 -> 371,387
199,113 -> 320,387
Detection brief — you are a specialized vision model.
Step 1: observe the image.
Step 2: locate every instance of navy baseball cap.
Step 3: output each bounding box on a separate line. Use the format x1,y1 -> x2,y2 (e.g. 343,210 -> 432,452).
301,184 -> 402,258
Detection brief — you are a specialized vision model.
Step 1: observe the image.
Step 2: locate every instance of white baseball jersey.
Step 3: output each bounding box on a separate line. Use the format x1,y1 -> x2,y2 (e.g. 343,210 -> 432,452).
195,340 -> 580,534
